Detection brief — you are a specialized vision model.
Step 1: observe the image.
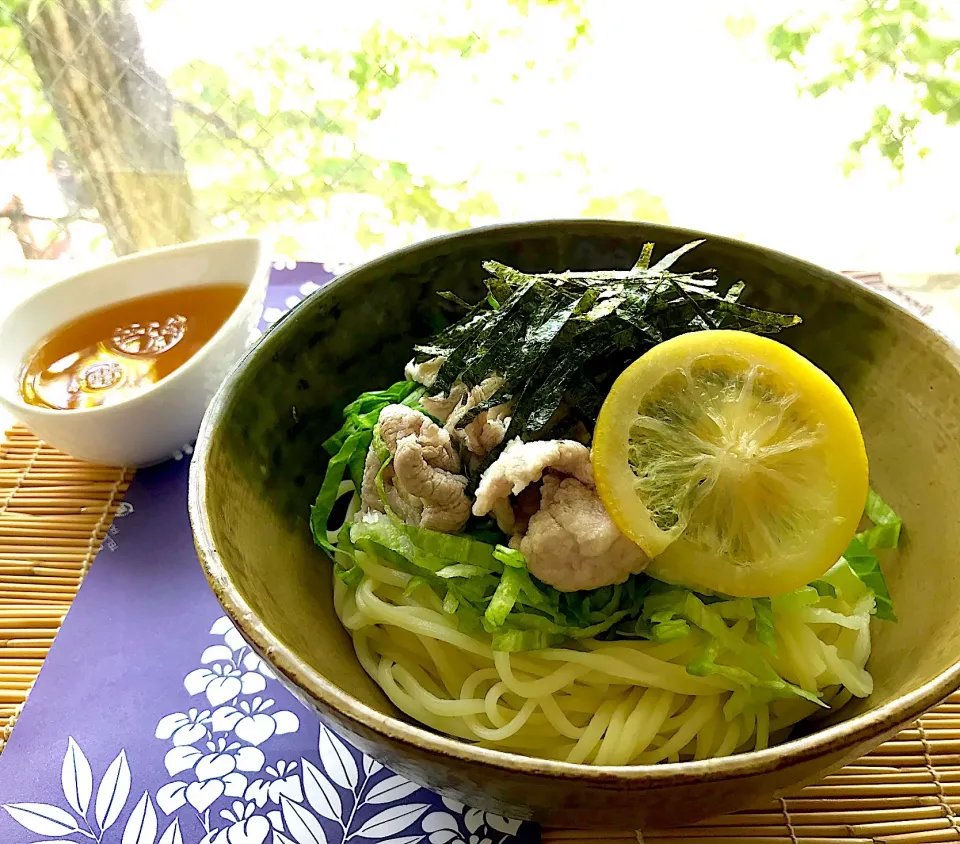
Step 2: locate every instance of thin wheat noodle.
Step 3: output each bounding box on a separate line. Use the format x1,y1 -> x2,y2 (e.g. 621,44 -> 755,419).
392,663 -> 487,717
715,713 -> 743,757
461,667 -> 501,701
421,635 -> 471,697
465,697 -> 538,742
335,536 -> 876,764
566,700 -> 617,764
494,651 -> 589,698
616,688 -> 673,764
594,687 -> 644,765
694,707 -> 719,761
635,695 -> 719,764
754,703 -> 770,751
537,693 -> 587,740
537,648 -> 728,695
483,682 -> 511,728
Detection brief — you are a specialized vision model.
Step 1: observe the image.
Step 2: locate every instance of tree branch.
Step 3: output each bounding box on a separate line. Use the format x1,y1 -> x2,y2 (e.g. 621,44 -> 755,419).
174,97 -> 275,177
0,195 -> 73,260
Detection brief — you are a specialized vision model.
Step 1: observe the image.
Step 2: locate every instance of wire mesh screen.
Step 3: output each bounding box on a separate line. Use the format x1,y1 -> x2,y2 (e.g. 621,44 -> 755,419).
1,0 -> 958,272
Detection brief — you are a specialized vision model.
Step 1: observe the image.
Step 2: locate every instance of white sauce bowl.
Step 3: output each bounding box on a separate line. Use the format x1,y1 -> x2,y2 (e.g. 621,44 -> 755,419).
0,236 -> 270,467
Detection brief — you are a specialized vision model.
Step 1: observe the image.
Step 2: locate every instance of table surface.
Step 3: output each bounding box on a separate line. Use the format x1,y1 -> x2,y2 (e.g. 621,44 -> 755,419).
4,424 -> 960,843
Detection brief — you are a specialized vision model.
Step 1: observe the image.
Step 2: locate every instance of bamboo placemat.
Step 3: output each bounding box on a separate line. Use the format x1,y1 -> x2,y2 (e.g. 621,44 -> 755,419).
2,426 -> 960,841
0,425 -> 132,749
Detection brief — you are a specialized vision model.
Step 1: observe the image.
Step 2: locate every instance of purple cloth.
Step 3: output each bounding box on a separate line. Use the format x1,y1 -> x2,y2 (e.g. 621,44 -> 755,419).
0,262 -> 538,844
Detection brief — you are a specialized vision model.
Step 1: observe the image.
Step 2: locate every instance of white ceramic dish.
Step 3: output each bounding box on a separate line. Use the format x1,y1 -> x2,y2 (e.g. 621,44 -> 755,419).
0,237 -> 270,467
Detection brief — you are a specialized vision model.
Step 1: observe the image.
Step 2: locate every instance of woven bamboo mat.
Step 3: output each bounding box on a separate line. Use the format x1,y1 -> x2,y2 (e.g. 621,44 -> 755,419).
0,425 -> 132,749
2,427 -> 960,841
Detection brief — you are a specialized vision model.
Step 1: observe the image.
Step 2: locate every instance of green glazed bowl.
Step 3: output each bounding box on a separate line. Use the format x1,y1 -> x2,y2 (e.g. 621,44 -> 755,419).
189,220 -> 960,828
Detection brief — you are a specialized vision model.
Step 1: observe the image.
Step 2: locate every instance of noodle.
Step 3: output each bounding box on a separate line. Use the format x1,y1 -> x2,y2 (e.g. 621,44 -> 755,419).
333,536 -> 877,765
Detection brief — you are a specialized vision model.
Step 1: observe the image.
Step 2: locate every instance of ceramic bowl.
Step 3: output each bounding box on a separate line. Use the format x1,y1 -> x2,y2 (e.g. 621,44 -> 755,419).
0,237 -> 270,467
189,221 -> 960,828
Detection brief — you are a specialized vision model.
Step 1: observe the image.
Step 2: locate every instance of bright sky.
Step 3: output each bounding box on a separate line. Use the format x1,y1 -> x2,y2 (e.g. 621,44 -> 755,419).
128,0 -> 960,270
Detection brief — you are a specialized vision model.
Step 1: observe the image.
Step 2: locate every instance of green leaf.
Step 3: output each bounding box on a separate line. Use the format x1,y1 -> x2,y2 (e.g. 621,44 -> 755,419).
493,546 -> 526,568
834,488 -> 902,621
843,536 -> 897,622
753,598 -> 777,653
810,580 -> 837,598
442,590 -> 460,614
680,593 -> 824,707
860,488 -> 902,550
309,431 -> 370,554
400,523 -> 502,571
650,619 -> 690,642
323,380 -> 423,458
484,566 -> 526,628
402,576 -> 428,598
335,563 -> 365,587
435,563 -> 493,579
491,628 -> 556,652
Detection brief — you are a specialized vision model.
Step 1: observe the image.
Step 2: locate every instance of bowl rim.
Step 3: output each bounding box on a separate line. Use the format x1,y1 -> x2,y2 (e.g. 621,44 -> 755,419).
190,218 -> 960,786
0,235 -> 271,419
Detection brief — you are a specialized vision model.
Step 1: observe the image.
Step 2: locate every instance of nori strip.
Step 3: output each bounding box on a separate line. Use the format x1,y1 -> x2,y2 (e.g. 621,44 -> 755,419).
413,240 -> 801,476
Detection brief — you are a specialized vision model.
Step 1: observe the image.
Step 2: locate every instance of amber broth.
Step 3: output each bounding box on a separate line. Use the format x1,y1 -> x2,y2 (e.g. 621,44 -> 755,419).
20,284 -> 247,410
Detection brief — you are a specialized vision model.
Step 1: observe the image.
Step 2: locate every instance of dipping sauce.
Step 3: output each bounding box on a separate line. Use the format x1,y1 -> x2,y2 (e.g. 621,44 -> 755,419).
20,284 -> 246,410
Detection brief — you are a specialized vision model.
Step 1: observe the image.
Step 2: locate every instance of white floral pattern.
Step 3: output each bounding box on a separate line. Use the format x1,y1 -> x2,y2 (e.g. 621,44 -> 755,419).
2,615 -> 527,844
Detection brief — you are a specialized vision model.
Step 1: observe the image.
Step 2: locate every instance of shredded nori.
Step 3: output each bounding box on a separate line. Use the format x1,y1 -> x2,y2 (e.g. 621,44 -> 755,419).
413,240 -> 801,477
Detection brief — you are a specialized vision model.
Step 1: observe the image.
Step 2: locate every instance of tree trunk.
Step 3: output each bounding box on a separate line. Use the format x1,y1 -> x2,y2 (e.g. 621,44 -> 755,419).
17,0 -> 196,256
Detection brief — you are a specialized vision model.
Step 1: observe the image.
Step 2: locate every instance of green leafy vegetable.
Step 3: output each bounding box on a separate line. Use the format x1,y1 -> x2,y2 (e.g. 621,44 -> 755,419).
493,545 -> 526,568
860,489 -> 903,550
310,379 -> 427,538
334,563 -> 365,587
837,488 -> 902,622
485,566 -> 526,627
753,598 -> 777,652
436,563 -> 494,579
442,590 -> 460,614
323,380 -> 423,454
309,430 -> 370,554
402,576 -> 428,598
649,619 -> 690,642
491,628 -> 555,652
843,536 -> 897,622
684,593 -> 825,706
810,580 -> 837,598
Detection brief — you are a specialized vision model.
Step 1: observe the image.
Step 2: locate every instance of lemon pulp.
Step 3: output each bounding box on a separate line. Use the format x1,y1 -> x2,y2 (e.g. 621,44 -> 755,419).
593,330 -> 868,597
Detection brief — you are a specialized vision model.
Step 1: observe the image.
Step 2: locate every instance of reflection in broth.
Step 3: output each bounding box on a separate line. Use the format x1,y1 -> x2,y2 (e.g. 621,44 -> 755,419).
20,284 -> 246,410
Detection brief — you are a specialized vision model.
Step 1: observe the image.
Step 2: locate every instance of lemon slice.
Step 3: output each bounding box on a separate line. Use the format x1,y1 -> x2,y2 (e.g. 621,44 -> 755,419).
593,330 -> 868,597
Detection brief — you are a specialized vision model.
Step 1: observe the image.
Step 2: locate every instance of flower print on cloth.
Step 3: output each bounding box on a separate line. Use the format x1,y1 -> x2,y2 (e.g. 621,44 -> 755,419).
2,614 -> 534,844
425,797 -> 523,844
2,741 -> 180,844
200,801 -> 271,844
245,762 -> 303,808
157,709 -> 213,747
184,620 -> 275,707
212,698 -> 299,747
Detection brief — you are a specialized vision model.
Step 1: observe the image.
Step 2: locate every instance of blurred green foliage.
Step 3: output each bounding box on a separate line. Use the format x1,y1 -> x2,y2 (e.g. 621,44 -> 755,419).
1,0 -> 616,259
582,190 -> 668,223
767,0 -> 960,174
0,16 -> 63,158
